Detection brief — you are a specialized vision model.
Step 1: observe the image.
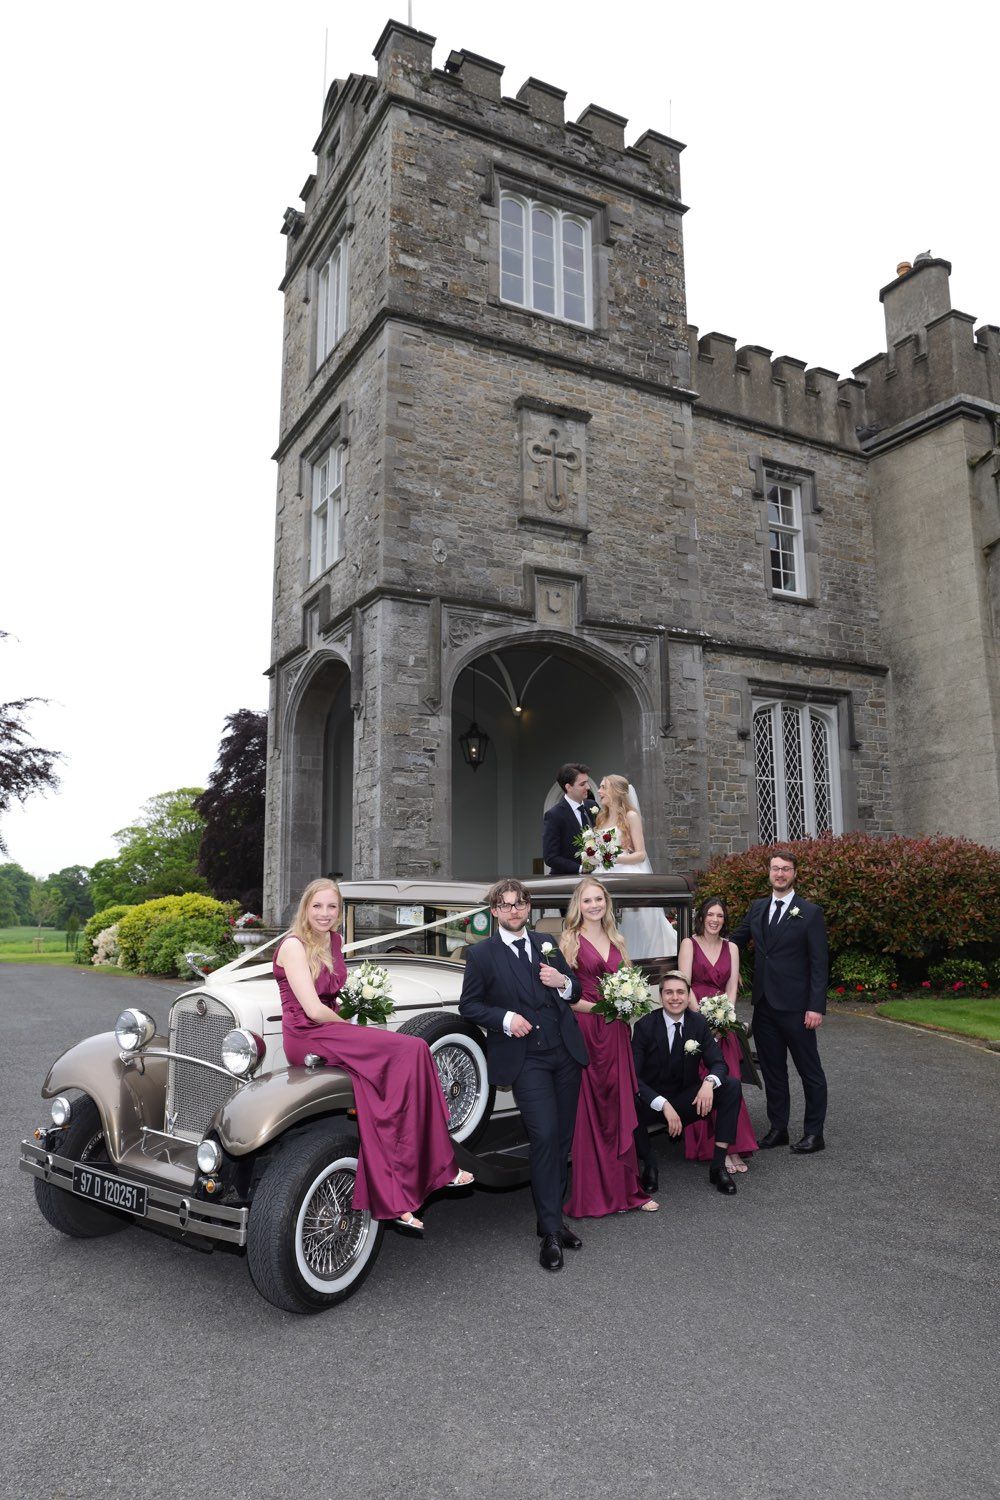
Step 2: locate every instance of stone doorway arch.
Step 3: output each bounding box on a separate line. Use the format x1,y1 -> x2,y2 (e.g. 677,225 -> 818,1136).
449,637 -> 650,880
280,651 -> 353,918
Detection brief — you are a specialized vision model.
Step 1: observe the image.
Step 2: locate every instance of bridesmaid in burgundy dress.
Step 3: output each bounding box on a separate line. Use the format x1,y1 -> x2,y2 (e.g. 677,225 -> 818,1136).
559,878 -> 658,1217
678,896 -> 758,1172
274,878 -> 473,1230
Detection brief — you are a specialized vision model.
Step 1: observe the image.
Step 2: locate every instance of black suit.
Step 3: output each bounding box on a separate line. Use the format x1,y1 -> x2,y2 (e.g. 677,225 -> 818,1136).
631,1008 -> 742,1166
731,895 -> 829,1135
542,796 -> 596,875
459,931 -> 587,1233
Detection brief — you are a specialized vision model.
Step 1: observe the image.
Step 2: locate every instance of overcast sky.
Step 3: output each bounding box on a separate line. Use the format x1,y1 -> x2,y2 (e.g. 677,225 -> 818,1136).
1,0 -> 994,878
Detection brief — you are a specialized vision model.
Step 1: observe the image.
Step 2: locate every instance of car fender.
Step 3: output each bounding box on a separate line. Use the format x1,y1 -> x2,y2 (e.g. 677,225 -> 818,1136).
215,1065 -> 357,1155
41,1032 -> 170,1163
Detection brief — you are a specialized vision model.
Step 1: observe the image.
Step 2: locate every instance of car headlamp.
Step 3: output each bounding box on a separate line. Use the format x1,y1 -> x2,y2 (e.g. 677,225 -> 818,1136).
196,1138 -> 223,1174
221,1028 -> 265,1078
50,1095 -> 72,1127
114,1008 -> 157,1052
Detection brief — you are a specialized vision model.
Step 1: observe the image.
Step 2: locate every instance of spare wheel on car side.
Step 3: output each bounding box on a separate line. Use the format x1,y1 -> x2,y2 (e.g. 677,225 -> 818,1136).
396,1012 -> 494,1148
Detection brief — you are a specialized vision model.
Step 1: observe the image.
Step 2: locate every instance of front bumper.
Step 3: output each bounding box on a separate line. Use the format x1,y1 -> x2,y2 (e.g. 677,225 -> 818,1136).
20,1139 -> 249,1246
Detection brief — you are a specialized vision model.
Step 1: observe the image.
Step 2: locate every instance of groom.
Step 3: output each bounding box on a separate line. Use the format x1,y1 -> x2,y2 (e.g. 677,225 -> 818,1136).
730,849 -> 829,1153
459,877 -> 588,1271
542,762 -> 598,874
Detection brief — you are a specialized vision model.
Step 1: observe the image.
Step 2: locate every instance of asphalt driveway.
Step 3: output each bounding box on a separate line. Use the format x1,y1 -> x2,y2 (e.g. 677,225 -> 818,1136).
2,965 -> 997,1500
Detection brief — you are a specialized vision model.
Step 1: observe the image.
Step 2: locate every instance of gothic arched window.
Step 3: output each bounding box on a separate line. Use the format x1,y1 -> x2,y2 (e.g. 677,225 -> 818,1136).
753,700 -> 841,844
500,192 -> 591,326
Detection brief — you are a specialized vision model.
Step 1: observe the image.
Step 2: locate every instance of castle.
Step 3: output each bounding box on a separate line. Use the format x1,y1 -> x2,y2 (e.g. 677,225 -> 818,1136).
262,19 -> 1000,921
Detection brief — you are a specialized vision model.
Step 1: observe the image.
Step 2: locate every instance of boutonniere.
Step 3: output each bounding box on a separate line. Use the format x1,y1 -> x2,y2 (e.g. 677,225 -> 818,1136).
588,804 -> 600,818
684,1039 -> 701,1055
540,940 -> 556,961
789,906 -> 801,918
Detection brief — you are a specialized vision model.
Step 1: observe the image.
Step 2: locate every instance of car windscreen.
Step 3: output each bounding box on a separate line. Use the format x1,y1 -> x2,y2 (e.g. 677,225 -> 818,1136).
528,896 -> 683,963
345,903 -> 492,962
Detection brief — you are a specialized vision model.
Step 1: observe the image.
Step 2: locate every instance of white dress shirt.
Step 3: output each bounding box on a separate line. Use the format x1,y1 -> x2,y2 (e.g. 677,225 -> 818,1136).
650,1010 -> 721,1113
768,889 -> 795,924
499,926 -> 573,1035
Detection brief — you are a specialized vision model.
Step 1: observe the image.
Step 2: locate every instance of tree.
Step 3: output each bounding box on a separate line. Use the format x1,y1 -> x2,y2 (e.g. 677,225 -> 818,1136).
89,789 -> 208,907
195,710 -> 266,912
0,631 -> 62,855
29,883 -> 59,932
0,861 -> 36,926
44,865 -> 94,927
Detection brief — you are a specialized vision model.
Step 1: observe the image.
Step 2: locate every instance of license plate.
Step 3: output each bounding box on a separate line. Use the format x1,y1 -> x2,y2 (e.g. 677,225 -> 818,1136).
72,1164 -> 147,1218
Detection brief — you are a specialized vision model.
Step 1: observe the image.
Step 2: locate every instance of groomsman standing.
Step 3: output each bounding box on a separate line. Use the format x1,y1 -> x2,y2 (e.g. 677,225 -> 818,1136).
731,850 -> 829,1153
542,763 -> 598,874
459,879 -> 588,1272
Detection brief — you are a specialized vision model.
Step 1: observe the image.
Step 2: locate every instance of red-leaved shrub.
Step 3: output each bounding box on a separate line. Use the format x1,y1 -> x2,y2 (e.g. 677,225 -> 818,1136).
694,833 -> 1000,963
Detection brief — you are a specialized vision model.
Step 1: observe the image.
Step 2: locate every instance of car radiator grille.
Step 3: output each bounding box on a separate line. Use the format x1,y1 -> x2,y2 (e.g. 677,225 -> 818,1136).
166,996 -> 241,1139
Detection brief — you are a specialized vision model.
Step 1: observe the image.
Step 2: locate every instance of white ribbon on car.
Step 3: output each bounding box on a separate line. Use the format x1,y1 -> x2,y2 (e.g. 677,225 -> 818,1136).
341,905 -> 489,955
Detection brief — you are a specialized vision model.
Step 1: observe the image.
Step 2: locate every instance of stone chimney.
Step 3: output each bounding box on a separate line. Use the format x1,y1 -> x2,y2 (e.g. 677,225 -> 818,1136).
880,252 -> 952,350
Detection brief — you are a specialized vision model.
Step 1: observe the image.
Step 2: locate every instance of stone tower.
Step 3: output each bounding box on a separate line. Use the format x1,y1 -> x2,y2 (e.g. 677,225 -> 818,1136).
263,22 -> 997,922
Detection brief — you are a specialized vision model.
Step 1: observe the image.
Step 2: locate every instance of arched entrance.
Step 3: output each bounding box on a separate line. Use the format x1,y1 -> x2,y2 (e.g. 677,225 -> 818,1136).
450,641 -> 644,879
283,653 -> 353,912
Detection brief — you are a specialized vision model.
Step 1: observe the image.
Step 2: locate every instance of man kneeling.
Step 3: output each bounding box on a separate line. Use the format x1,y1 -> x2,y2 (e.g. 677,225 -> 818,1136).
632,971 -> 742,1195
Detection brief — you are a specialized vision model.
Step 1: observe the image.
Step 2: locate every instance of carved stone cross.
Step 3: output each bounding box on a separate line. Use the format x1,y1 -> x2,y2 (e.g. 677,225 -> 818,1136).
528,427 -> 582,513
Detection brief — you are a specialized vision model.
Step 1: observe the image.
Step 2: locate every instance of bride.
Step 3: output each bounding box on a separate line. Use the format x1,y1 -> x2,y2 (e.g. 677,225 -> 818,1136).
594,774 -> 677,960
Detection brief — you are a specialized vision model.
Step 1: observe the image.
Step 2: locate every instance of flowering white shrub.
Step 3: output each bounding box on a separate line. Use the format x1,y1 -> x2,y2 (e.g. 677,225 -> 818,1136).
93,924 -> 121,966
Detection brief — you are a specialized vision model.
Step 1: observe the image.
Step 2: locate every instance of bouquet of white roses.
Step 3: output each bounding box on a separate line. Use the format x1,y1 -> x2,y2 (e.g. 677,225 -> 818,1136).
698,991 -> 746,1037
593,964 -> 655,1025
339,961 -> 393,1026
574,825 -> 623,873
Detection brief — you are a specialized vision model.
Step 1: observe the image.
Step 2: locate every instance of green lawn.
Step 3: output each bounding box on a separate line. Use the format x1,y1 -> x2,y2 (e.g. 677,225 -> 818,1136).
877,996 -> 1000,1042
0,927 -> 80,965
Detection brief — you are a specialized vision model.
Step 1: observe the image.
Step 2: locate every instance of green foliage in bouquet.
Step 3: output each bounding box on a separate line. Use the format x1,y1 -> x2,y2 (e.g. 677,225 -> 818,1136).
695,833 -> 1000,964
116,893 -> 239,976
339,960 -> 393,1025
82,904 -> 137,962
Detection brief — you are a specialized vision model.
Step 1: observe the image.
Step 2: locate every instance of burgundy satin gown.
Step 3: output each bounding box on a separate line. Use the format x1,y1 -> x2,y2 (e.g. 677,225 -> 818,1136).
564,936 -> 650,1216
684,939 -> 758,1161
275,935 -> 459,1218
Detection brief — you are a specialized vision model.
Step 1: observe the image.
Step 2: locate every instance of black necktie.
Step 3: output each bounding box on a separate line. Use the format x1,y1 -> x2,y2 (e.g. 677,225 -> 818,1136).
514,938 -> 530,967
769,900 -> 784,929
670,1021 -> 683,1057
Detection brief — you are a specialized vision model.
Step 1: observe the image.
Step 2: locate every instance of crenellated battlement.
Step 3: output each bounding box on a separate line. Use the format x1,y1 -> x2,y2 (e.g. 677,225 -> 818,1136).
300,21 -> 686,210
854,315 -> 1000,435
688,326 -> 868,450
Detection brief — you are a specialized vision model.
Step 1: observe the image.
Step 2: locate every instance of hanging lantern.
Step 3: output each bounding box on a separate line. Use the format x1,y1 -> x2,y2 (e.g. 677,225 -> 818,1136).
458,668 -> 490,771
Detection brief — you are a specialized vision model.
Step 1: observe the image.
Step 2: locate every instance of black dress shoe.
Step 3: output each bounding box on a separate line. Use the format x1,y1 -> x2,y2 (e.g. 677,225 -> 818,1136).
539,1233 -> 564,1272
640,1163 -> 659,1194
535,1222 -> 583,1250
758,1127 -> 790,1149
790,1133 -> 825,1154
709,1164 -> 737,1195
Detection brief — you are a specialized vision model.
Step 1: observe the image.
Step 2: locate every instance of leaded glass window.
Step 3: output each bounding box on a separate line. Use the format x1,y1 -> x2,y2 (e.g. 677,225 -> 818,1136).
752,700 -> 840,841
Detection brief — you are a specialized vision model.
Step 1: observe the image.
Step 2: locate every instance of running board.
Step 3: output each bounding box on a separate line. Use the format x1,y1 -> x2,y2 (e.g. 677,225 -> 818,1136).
451,1139 -> 532,1188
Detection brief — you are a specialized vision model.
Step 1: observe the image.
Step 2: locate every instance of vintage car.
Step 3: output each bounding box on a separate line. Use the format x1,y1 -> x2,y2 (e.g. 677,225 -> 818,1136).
20,874 -> 691,1313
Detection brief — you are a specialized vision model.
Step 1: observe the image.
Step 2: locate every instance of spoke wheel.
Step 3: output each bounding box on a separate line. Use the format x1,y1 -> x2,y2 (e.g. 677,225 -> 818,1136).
247,1125 -> 384,1313
397,1014 -> 494,1147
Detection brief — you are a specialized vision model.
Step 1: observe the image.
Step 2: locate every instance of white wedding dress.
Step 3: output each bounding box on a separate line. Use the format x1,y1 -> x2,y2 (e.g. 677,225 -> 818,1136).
603,806 -> 678,961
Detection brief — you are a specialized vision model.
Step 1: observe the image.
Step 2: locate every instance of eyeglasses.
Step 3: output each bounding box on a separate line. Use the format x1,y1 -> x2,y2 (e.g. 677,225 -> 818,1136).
495,900 -> 529,912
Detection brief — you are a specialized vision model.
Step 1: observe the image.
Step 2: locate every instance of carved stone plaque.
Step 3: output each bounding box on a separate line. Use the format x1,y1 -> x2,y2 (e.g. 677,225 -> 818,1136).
518,399 -> 589,533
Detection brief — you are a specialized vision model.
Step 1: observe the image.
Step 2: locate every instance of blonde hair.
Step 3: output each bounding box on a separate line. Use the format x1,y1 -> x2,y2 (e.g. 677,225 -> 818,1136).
290,878 -> 343,979
559,877 -> 630,970
594,774 -> 635,850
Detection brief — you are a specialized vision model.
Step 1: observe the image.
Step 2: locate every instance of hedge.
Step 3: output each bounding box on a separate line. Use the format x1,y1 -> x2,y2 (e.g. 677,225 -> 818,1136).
116,894 -> 239,977
694,833 -> 1000,968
